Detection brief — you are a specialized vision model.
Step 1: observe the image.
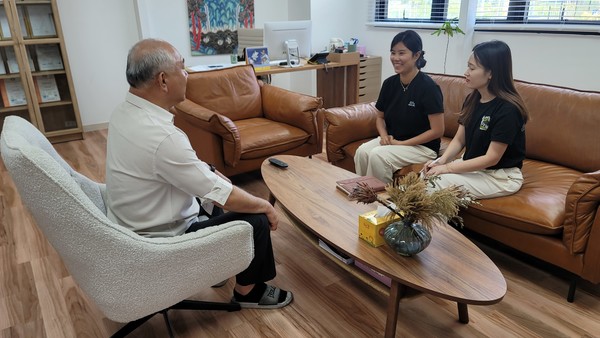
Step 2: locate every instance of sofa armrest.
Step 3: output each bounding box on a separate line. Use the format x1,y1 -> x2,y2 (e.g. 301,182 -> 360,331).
173,99 -> 242,166
323,102 -> 379,163
260,83 -> 323,136
563,169 -> 600,254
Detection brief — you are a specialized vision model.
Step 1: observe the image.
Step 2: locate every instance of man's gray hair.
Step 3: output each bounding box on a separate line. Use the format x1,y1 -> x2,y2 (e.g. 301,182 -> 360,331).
126,39 -> 178,88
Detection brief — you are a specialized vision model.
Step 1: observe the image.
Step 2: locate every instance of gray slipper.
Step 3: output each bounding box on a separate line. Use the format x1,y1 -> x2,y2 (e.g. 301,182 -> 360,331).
232,284 -> 293,309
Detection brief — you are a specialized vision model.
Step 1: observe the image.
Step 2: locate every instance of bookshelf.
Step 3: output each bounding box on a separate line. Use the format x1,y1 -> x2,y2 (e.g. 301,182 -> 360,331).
0,0 -> 82,143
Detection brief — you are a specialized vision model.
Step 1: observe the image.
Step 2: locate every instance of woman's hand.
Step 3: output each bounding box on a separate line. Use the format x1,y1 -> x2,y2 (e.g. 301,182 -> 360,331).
379,135 -> 393,145
422,158 -> 445,175
425,160 -> 454,176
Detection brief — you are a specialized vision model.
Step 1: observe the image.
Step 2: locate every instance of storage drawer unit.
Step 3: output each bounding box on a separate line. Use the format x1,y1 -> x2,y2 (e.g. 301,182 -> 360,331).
358,56 -> 382,103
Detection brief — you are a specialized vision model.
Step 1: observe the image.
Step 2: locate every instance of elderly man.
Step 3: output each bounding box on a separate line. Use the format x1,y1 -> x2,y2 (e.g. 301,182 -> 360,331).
106,38 -> 292,309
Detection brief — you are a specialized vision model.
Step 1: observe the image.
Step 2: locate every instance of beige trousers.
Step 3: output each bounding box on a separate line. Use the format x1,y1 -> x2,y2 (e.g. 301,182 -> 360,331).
429,159 -> 523,199
354,137 -> 437,184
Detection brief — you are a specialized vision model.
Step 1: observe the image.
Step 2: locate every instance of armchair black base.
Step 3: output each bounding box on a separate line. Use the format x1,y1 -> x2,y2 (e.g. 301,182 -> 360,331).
111,300 -> 241,338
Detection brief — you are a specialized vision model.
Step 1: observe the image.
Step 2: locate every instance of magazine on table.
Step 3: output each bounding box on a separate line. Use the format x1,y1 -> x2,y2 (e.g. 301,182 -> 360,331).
335,176 -> 386,196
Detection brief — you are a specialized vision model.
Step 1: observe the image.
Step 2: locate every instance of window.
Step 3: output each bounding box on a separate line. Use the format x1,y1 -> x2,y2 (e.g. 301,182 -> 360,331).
476,0 -> 600,24
371,0 -> 461,23
368,0 -> 600,32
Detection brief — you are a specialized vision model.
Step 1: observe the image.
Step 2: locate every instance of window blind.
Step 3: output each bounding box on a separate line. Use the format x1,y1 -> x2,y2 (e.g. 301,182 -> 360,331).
476,0 -> 600,24
367,0 -> 461,24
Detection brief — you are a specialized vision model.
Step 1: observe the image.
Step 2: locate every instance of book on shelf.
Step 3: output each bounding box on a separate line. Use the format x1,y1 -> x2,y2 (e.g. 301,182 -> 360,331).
16,6 -> 29,38
24,4 -> 56,38
245,46 -> 270,71
354,260 -> 391,287
318,239 -> 354,265
0,78 -> 27,107
34,74 -> 61,103
336,176 -> 387,196
35,44 -> 63,71
4,47 -> 35,73
5,47 -> 20,73
0,7 -> 11,40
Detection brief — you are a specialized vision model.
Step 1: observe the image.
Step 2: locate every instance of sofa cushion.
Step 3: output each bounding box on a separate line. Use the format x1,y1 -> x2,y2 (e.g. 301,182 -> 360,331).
563,170 -> 600,254
185,65 -> 263,121
235,118 -> 309,159
515,81 -> 600,173
465,159 -> 581,235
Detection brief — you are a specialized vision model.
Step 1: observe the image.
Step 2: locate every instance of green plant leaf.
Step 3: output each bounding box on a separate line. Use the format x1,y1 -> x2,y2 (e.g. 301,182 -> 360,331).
431,18 -> 465,37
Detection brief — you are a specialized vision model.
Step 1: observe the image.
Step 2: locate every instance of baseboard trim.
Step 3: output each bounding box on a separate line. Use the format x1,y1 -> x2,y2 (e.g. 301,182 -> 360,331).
83,122 -> 108,132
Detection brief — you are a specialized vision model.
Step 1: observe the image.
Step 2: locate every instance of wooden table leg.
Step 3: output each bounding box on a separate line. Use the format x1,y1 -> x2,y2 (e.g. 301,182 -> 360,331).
268,193 -> 276,206
385,281 -> 406,338
457,302 -> 469,323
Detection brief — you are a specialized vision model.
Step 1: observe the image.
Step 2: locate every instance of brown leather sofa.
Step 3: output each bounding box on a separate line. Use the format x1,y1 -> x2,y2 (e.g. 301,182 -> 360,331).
323,73 -> 600,300
173,65 -> 323,177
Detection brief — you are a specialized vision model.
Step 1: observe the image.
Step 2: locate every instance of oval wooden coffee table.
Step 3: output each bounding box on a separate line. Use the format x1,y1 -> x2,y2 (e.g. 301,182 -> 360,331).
262,155 -> 507,338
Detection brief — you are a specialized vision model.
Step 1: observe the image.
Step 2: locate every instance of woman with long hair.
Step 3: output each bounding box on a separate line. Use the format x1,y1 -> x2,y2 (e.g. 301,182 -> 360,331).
423,40 -> 529,198
354,30 -> 445,183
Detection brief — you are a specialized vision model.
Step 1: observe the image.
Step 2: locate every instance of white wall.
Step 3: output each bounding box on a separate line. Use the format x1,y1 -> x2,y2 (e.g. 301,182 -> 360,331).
311,0 -> 363,54
57,0 -> 600,130
57,0 -> 139,129
352,2 -> 600,92
134,0 -> 312,95
135,0 -> 288,66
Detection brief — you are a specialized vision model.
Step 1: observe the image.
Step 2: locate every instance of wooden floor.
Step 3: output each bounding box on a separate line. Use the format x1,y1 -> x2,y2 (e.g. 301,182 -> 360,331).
1,129 -> 599,338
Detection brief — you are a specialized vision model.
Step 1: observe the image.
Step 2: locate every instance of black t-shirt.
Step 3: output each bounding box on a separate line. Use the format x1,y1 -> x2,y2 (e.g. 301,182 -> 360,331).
461,98 -> 526,169
375,72 -> 444,154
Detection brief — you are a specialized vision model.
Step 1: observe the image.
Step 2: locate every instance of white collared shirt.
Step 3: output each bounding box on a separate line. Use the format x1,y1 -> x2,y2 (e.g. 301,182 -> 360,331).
106,92 -> 232,237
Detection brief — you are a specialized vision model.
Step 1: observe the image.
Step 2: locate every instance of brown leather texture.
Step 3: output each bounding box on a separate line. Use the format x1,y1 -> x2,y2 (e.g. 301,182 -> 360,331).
467,159 -> 580,235
174,64 -> 323,176
564,170 -> 600,253
517,82 -> 600,173
323,72 -> 600,283
185,65 -> 263,121
323,102 -> 378,165
234,118 -> 309,160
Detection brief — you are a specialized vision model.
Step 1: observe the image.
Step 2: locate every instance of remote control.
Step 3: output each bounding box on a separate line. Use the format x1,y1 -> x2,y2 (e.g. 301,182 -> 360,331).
268,157 -> 288,169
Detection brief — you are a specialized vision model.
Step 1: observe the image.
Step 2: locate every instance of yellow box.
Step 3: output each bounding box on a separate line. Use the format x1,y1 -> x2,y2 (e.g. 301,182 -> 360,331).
358,210 -> 400,247
327,51 -> 360,64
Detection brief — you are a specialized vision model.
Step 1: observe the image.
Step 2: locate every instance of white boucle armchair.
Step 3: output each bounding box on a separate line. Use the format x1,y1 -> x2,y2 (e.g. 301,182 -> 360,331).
0,116 -> 254,337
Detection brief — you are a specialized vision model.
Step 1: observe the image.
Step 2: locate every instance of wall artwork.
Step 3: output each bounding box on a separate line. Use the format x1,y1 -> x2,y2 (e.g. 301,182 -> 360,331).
188,0 -> 254,56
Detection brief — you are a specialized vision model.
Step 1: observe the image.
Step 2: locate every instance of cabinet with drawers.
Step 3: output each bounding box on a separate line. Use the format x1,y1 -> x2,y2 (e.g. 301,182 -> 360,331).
358,56 -> 381,103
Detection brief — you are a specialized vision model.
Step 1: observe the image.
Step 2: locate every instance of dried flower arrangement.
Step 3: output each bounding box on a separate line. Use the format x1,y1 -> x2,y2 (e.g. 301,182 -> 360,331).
348,172 -> 478,232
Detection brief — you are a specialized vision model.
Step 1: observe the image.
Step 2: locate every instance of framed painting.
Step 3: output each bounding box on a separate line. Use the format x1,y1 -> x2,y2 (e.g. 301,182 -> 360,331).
188,0 -> 255,56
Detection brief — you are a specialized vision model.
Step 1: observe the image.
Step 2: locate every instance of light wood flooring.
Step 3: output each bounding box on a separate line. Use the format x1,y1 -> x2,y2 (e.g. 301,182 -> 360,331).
0,129 -> 599,337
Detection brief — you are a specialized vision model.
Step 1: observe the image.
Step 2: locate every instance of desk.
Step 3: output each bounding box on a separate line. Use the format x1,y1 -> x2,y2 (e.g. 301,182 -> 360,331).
254,60 -> 359,109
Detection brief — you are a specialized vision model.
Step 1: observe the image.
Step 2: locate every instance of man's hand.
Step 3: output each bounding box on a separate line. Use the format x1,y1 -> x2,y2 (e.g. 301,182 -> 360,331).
222,186 -> 280,230
264,203 -> 279,230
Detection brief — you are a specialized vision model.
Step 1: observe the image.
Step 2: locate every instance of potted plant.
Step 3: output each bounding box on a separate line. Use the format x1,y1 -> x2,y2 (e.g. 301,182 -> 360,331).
349,172 -> 477,256
431,18 -> 465,74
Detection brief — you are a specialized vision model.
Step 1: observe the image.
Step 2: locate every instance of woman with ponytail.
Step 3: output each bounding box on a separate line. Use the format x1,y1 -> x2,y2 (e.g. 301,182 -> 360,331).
423,40 -> 529,198
355,30 -> 445,183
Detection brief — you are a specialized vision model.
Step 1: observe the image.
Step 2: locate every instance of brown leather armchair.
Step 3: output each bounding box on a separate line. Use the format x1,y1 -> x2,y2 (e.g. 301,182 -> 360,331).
173,65 -> 324,176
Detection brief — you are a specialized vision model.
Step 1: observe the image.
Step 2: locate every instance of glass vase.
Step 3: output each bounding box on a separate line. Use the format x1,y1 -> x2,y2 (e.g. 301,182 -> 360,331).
383,219 -> 432,256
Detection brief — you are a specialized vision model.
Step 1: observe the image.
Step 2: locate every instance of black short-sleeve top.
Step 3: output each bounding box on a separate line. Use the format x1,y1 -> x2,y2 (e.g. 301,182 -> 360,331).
460,97 -> 526,169
375,71 -> 444,154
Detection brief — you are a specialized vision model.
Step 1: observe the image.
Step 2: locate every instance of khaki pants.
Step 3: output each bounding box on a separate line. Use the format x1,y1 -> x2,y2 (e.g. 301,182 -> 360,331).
354,137 -> 437,183
429,159 -> 523,199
